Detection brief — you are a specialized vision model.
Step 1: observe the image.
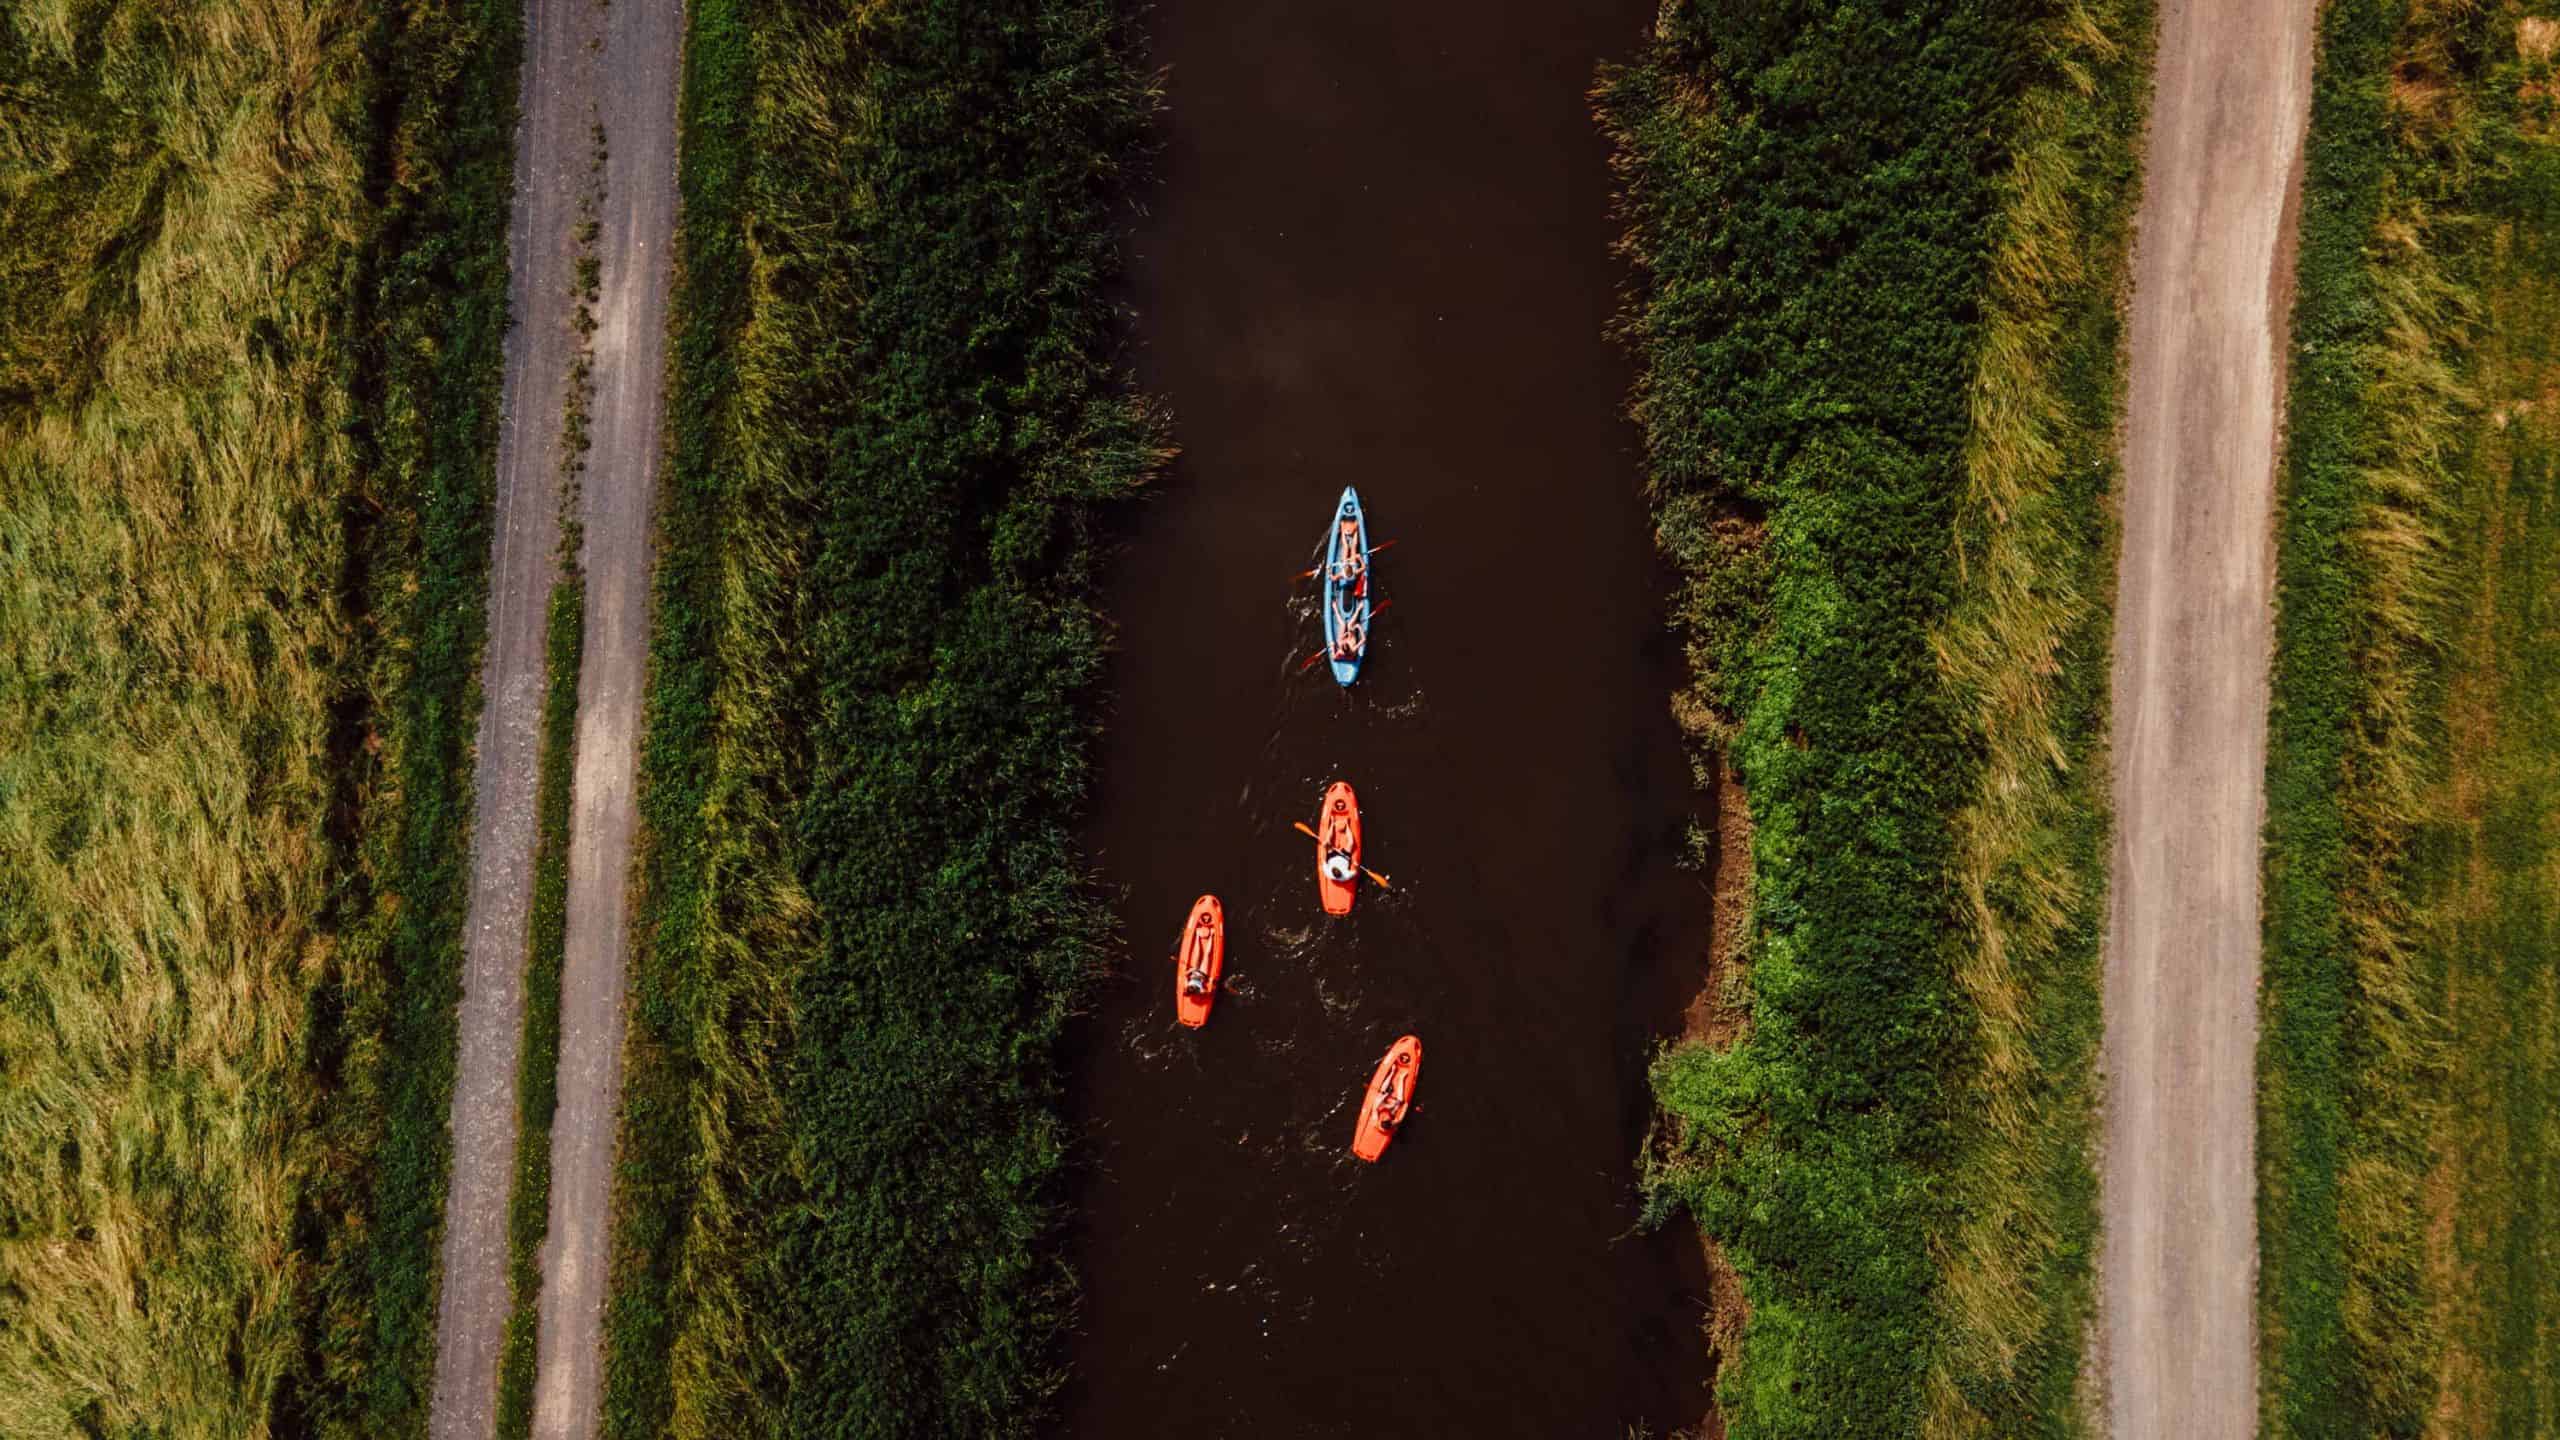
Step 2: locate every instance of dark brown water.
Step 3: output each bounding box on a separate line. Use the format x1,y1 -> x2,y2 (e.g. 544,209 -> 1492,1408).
1065,1 -> 1717,1433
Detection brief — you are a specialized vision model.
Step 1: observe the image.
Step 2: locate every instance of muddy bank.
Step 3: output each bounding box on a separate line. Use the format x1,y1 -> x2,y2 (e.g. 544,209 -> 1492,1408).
1064,0 -> 1718,1432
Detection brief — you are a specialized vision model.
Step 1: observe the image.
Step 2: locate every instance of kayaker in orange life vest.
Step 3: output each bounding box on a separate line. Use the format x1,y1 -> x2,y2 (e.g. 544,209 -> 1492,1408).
1321,794 -> 1357,882
1181,910 -> 1216,996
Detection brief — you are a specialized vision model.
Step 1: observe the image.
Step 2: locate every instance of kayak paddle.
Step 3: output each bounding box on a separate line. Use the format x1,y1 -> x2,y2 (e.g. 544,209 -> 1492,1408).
1295,538 -> 1396,581
1295,599 -> 1391,672
1292,820 -> 1392,889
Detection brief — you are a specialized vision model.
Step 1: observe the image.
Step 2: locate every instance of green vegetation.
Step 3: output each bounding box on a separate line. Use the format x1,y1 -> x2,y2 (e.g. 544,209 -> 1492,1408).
295,5 -> 522,1433
2414,87 -> 2560,1427
1599,2 -> 2144,1433
2257,1 -> 2560,1434
0,2 -> 518,1437
601,4 -> 807,1436
605,2 -> 1166,1436
1923,3 -> 2146,1432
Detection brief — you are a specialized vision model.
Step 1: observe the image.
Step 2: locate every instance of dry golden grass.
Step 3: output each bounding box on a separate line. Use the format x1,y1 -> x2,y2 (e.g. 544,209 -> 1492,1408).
0,5 -> 369,1435
2331,184 -> 2474,1423
2306,4 -> 2501,1412
1924,1 -> 2147,1431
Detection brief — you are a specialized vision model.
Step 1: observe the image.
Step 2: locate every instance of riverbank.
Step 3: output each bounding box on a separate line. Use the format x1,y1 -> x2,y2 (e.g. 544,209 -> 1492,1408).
601,3 -> 1164,1435
1599,2 -> 2148,1431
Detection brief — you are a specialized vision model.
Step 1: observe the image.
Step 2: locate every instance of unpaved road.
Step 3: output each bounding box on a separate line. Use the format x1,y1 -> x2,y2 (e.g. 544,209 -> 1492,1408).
424,0 -> 583,1430
426,0 -> 680,1437
2101,1 -> 2314,1435
527,0 -> 680,1432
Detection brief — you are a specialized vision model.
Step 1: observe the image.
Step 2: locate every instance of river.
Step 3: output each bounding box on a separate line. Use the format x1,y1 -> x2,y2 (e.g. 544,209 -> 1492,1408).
1066,0 -> 1718,1432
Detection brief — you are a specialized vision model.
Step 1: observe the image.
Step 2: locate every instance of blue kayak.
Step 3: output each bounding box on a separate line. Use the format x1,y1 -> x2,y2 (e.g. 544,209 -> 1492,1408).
1320,486 -> 1371,686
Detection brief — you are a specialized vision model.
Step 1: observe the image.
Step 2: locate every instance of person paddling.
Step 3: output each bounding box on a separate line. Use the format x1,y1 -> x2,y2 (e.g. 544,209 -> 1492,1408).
1181,909 -> 1216,997
1332,614 -> 1364,661
1321,793 -> 1358,881
1330,513 -> 1364,586
1373,1055 -> 1409,1129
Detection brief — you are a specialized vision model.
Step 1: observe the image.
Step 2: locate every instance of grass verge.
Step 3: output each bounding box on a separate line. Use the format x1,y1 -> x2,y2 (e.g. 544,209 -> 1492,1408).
1923,2 -> 2147,1432
0,2 -> 519,1437
601,3 -> 810,1435
296,4 -> 523,1433
1598,2 -> 2145,1432
603,3 -> 1167,1436
2258,1 -> 2560,1434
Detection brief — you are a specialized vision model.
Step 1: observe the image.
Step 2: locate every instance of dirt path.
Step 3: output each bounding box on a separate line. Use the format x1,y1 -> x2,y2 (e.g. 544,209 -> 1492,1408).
425,1 -> 680,1438
525,0 -> 682,1436
423,0 -> 585,1432
2100,1 -> 2314,1435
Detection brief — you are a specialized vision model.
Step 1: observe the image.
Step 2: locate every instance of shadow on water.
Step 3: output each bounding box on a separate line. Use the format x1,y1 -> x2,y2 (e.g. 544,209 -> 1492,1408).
1066,0 -> 1719,1433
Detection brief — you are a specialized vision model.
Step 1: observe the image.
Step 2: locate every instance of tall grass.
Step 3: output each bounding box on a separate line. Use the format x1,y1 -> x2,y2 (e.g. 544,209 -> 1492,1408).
0,10 -> 364,1429
0,2 -> 518,1436
1925,2 -> 2148,1432
604,3 -> 812,1435
1600,4 -> 2035,1433
768,1 -> 1166,1427
603,2 -> 1167,1435
2406,28 -> 2560,1419
1602,1 -> 2146,1432
2258,1 -> 2560,1434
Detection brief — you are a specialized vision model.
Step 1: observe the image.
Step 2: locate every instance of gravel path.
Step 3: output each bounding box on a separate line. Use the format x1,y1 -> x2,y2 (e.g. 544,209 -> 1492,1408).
525,0 -> 681,1434
425,2 -> 680,1438
2098,1 -> 2314,1435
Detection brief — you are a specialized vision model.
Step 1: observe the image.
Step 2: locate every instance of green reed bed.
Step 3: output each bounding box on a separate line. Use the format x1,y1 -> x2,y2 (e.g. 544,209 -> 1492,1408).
1599,2 -> 2145,1433
603,3 -> 1167,1437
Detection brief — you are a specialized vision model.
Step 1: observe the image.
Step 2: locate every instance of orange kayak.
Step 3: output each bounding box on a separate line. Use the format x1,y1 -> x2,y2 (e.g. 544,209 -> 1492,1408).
1315,781 -> 1361,915
1351,1034 -> 1422,1162
1174,894 -> 1225,1028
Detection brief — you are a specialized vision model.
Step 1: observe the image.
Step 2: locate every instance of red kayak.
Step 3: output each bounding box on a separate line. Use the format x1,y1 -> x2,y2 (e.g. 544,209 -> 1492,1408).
1351,1034 -> 1422,1162
1315,781 -> 1361,915
1173,894 -> 1224,1028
